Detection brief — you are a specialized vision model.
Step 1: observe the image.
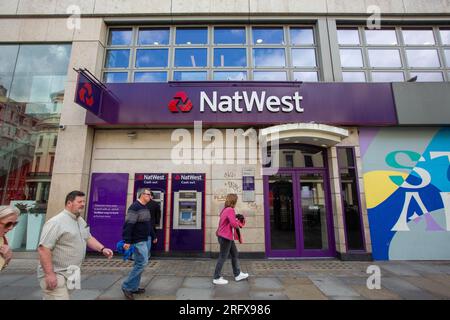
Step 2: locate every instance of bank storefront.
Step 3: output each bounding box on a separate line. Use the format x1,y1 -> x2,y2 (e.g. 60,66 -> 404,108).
72,69 -> 450,261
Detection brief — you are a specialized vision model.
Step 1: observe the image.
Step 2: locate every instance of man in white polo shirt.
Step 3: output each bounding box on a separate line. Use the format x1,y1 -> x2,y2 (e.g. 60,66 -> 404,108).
37,190 -> 114,300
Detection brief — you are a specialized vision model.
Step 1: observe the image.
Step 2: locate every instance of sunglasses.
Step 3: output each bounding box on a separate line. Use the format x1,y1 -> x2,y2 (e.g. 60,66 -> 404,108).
1,221 -> 19,228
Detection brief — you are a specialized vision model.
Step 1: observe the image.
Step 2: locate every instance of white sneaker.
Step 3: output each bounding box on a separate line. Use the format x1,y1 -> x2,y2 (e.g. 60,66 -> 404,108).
213,277 -> 228,285
235,272 -> 249,281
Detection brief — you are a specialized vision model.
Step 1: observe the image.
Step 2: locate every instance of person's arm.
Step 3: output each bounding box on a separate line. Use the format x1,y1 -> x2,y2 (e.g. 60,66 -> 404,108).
226,208 -> 243,228
37,245 -> 57,290
86,237 -> 113,259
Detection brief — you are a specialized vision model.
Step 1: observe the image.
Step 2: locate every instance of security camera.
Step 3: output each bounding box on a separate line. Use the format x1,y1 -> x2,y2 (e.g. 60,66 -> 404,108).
59,125 -> 66,130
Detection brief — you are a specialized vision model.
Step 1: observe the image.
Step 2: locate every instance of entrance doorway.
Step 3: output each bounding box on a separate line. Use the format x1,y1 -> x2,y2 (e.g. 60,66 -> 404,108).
263,145 -> 335,258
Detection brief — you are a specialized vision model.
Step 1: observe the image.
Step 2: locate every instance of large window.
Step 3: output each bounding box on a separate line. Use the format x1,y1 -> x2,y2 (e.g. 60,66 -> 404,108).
338,26 -> 450,82
0,43 -> 71,251
337,148 -> 365,251
103,25 -> 320,82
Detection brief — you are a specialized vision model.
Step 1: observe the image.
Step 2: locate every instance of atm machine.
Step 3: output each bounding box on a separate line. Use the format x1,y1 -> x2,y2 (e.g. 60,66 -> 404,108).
150,190 -> 164,229
172,190 -> 202,230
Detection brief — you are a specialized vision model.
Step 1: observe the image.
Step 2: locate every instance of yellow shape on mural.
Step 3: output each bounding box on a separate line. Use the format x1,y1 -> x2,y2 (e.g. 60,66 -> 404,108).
363,171 -> 409,209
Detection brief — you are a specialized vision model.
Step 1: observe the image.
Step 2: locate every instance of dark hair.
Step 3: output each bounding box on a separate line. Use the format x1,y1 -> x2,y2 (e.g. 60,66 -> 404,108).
65,190 -> 85,205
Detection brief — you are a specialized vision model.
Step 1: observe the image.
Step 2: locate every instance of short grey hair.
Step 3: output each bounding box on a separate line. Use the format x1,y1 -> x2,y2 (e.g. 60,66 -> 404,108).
0,205 -> 20,220
137,188 -> 151,199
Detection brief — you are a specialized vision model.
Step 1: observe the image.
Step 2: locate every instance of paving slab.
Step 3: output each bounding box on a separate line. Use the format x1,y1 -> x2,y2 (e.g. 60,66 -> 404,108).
249,291 -> 289,300
381,277 -> 437,300
284,284 -> 328,300
176,288 -> 213,300
71,289 -> 102,300
182,277 -> 213,289
401,276 -> 450,299
250,277 -> 283,291
145,275 -> 185,296
350,285 -> 402,300
0,274 -> 26,287
309,276 -> 361,297
81,274 -> 123,290
378,263 -> 421,276
7,274 -> 40,287
213,280 -> 250,299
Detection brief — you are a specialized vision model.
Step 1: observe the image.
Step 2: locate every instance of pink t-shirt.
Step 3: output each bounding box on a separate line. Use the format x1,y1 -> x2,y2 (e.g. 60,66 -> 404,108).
216,207 -> 244,241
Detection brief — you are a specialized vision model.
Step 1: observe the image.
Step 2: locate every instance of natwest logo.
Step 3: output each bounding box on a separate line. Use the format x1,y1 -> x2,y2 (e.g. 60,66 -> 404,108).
78,83 -> 94,107
168,91 -> 193,113
200,91 -> 303,113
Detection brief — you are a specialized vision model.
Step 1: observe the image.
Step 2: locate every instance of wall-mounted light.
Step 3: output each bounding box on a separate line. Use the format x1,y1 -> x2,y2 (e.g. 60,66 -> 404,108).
127,131 -> 137,139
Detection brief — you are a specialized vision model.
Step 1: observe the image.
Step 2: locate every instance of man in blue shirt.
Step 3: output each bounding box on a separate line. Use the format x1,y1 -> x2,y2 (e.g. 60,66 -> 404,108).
121,188 -> 157,300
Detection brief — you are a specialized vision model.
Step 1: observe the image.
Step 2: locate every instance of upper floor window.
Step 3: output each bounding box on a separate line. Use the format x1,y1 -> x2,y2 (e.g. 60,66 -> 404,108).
338,26 -> 449,82
103,25 -> 320,82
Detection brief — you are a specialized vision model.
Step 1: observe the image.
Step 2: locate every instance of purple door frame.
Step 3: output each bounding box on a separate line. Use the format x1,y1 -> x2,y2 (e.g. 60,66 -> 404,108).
263,167 -> 336,258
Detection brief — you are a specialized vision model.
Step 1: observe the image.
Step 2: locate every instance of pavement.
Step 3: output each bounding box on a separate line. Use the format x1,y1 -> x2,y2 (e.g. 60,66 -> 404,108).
1,256 -> 450,300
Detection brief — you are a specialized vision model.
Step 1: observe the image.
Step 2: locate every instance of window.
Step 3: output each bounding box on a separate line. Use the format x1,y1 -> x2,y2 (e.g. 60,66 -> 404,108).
253,48 -> 286,67
138,28 -> 169,46
176,27 -> 207,45
135,49 -> 168,68
173,71 -> 207,81
214,27 -> 246,44
213,71 -> 247,81
252,27 -> 284,44
0,44 -> 71,251
338,26 -> 450,82
174,48 -> 207,67
214,48 -> 246,67
34,156 -> 41,172
103,25 -> 320,81
53,135 -> 57,147
108,28 -> 132,46
337,148 -> 365,251
105,49 -> 130,68
49,156 -> 55,173
134,72 -> 167,82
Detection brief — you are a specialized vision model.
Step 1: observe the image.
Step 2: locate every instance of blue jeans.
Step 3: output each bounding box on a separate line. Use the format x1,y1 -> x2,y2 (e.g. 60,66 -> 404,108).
122,241 -> 149,291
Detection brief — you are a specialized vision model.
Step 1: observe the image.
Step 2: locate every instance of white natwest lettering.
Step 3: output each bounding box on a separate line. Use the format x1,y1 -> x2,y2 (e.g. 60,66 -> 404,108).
144,174 -> 165,180
200,91 -> 303,113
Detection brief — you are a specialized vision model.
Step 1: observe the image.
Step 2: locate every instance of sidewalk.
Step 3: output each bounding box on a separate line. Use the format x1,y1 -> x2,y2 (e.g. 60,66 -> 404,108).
1,257 -> 450,300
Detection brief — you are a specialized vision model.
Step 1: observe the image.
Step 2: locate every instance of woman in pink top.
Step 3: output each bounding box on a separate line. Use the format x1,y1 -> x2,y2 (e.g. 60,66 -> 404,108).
213,194 -> 249,285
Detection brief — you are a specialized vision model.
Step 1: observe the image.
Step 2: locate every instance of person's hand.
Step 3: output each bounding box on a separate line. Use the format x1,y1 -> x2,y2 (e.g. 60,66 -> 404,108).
152,238 -> 158,244
0,244 -> 12,264
102,248 -> 113,259
45,272 -> 58,290
123,243 -> 130,250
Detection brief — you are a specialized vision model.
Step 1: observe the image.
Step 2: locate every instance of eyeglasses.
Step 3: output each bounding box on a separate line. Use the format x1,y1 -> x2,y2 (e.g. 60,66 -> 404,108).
0,221 -> 19,228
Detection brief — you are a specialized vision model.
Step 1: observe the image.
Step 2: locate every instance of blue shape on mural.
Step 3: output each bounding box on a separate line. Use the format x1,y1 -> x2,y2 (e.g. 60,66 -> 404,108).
369,175 -> 444,260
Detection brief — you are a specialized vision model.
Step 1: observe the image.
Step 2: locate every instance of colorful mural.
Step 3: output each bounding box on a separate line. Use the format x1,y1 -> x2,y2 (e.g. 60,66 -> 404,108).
360,127 -> 450,260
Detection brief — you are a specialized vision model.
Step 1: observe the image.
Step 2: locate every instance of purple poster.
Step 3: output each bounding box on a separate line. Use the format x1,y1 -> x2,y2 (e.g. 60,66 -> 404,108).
170,173 -> 205,251
134,173 -> 168,251
87,173 -> 129,251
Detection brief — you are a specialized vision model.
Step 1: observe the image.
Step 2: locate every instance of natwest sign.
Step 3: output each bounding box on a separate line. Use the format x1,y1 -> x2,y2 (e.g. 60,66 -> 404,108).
200,91 -> 303,113
85,81 -> 398,126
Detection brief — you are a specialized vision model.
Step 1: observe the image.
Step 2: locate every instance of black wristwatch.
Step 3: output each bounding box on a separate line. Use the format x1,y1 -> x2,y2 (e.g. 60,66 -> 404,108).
100,247 -> 105,253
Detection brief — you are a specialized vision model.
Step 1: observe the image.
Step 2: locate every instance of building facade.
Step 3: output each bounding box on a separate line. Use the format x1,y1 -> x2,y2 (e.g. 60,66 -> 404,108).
1,0 -> 449,260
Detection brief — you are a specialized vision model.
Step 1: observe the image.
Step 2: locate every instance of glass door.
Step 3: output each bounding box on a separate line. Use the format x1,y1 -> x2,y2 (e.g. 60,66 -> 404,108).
298,171 -> 334,257
265,172 -> 300,257
264,170 -> 335,257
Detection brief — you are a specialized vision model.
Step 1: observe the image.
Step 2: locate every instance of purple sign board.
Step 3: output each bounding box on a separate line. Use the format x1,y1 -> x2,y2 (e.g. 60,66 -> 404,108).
85,82 -> 398,126
74,72 -> 103,116
87,173 -> 129,251
134,173 -> 168,251
170,173 -> 205,251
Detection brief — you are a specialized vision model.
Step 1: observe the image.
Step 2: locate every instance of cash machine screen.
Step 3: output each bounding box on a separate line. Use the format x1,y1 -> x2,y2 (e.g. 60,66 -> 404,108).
179,201 -> 196,225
